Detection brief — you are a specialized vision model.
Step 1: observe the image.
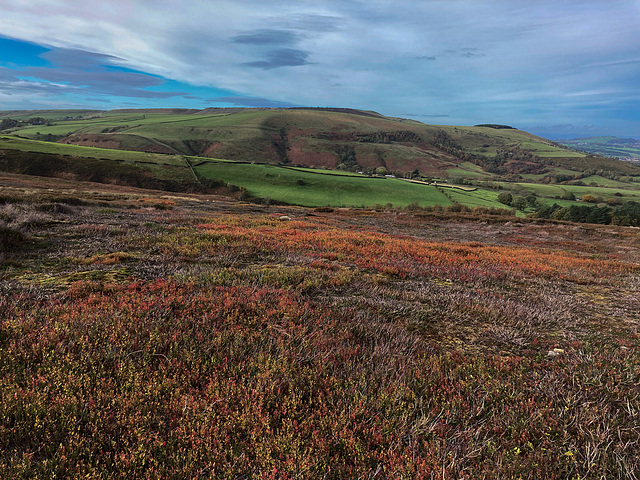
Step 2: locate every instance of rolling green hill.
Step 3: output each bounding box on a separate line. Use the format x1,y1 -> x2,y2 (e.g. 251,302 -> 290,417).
2,108 -> 640,212
5,107 -> 626,180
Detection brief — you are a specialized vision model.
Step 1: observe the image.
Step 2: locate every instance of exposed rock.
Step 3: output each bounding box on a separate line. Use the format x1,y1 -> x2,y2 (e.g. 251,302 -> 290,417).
547,348 -> 565,358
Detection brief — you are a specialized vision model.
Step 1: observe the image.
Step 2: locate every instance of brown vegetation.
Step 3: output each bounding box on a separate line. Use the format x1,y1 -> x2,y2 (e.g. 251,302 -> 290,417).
1,173 -> 639,478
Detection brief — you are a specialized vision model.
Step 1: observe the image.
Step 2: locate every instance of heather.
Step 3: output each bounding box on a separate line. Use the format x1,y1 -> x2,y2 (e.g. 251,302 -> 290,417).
1,182 -> 639,478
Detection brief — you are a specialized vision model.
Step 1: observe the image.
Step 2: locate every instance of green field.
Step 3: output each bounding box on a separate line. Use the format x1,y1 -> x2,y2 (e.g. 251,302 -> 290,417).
493,181 -> 640,203
281,166 -> 364,177
194,161 -> 452,207
443,187 -> 504,208
519,166 -> 581,181
0,136 -> 187,165
578,175 -> 635,188
444,162 -> 493,179
3,134 -> 639,210
1,135 -> 451,208
518,141 -> 585,157
0,109 -> 100,120
436,125 -> 586,158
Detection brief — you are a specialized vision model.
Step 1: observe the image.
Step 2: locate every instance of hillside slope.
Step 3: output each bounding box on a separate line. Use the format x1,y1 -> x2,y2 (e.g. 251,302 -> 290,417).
4,107 -> 625,178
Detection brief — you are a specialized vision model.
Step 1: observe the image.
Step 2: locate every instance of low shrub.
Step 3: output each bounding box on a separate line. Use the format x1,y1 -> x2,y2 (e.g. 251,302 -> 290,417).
0,222 -> 25,252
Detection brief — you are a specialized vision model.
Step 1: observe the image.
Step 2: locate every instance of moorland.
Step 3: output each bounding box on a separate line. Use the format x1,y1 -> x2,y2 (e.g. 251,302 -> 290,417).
1,108 -> 639,478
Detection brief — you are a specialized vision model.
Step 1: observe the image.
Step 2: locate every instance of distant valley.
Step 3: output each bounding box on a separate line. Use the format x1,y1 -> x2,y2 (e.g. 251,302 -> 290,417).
558,136 -> 640,161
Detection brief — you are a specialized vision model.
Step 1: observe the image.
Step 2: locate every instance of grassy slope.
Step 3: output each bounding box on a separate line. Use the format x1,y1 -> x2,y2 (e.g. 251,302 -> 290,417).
0,136 -> 452,208
0,109 -> 100,120
4,108 -> 640,210
444,187 -> 504,208
5,108 -> 591,170
444,161 -> 493,179
506,182 -> 640,202
436,125 -> 584,158
0,136 -> 187,165
3,135 -> 640,210
194,161 -> 452,207
442,179 -> 640,210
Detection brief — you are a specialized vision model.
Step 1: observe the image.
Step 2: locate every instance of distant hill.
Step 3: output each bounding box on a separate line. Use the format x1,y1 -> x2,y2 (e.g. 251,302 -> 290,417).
2,108 -> 639,180
559,136 -> 640,161
3,108 -> 640,212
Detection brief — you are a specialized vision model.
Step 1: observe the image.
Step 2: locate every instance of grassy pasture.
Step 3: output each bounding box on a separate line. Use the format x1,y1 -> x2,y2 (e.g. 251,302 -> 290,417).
194,161 -> 453,207
444,161 -> 493,179
13,112 -> 239,140
0,109 -> 100,120
282,166 -> 363,176
519,166 -> 581,181
0,136 -> 187,166
3,134 -> 640,211
519,140 -> 585,157
442,187 -> 505,208
504,182 -> 640,202
578,175 -> 635,188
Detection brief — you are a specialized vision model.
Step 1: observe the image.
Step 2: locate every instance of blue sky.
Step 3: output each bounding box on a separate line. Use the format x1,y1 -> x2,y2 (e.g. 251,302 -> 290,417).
1,0 -> 640,138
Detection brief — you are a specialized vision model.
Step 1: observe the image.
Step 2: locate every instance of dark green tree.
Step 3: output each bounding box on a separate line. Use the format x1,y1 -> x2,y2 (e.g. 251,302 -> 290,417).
511,195 -> 528,211
497,192 -> 513,206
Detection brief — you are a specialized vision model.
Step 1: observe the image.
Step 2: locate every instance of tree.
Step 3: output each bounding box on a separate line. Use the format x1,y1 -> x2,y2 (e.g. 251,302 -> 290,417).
534,203 -> 562,219
525,195 -> 538,208
551,207 -> 570,220
581,194 -> 597,203
497,192 -> 513,206
0,118 -> 18,130
511,196 -> 528,211
611,201 -> 640,227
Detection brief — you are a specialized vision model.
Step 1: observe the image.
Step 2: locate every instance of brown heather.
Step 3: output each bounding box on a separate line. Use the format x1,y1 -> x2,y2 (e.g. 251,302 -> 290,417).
0,173 -> 639,478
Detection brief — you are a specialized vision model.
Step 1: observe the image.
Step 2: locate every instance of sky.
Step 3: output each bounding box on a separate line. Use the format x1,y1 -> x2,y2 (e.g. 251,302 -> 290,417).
1,0 -> 640,138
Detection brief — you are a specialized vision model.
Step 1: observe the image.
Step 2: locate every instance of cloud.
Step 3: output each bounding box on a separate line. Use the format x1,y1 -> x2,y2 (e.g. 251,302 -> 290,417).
232,27 -> 311,69
40,48 -> 122,68
83,96 -> 112,103
442,48 -> 485,59
232,29 -> 299,45
24,46 -> 191,99
271,13 -> 342,33
243,48 -> 310,69
0,65 -> 78,96
461,51 -> 485,58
